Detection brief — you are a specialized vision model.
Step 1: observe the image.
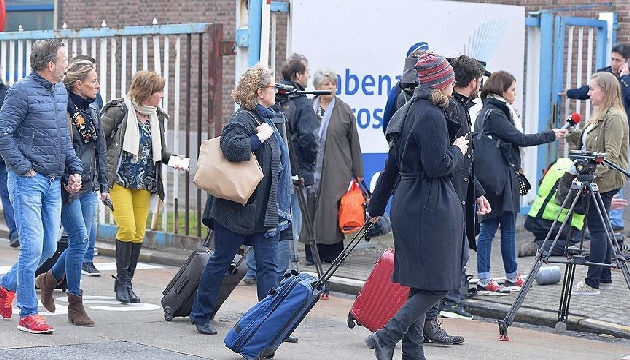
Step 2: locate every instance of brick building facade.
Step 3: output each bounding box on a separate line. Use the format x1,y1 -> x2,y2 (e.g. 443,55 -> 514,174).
57,0 -> 629,127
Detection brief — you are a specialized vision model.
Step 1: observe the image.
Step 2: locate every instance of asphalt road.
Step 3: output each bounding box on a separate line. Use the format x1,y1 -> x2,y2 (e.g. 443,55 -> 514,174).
1,244 -> 630,360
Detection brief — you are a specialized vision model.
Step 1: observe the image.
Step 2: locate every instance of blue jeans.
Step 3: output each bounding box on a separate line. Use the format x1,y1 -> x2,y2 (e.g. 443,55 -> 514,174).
0,172 -> 61,318
190,221 -> 278,325
585,189 -> 616,289
608,189 -> 624,228
291,191 -> 303,242
476,212 -> 517,280
244,191 -> 301,279
83,198 -> 99,263
0,164 -> 17,242
245,240 -> 291,280
52,192 -> 98,296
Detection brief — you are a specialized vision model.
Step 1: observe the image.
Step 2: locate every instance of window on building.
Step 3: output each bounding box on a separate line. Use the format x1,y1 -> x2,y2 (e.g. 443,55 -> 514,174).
5,0 -> 54,31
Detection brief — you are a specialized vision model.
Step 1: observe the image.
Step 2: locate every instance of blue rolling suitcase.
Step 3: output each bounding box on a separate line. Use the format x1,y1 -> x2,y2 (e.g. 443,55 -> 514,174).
224,222 -> 373,360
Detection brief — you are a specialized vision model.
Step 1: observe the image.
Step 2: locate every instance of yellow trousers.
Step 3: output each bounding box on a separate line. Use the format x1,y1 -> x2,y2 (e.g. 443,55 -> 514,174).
109,184 -> 151,244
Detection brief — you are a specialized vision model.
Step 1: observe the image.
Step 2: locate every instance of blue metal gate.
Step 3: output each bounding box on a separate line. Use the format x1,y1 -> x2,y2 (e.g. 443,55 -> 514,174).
522,12 -> 612,212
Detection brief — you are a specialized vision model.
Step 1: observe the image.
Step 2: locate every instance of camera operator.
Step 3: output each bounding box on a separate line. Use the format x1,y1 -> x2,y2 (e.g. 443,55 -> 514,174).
275,54 -> 321,267
565,72 -> 629,296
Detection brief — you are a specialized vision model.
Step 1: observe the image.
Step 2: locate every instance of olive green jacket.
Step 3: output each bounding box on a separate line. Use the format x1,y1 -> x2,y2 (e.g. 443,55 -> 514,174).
566,107 -> 629,193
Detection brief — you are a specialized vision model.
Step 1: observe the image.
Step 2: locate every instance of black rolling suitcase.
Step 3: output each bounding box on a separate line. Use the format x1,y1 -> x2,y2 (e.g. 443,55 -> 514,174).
35,236 -> 68,292
161,232 -> 248,321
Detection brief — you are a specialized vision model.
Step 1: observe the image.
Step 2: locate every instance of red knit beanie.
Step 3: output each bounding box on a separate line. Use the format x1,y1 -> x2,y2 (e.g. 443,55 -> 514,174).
415,52 -> 455,90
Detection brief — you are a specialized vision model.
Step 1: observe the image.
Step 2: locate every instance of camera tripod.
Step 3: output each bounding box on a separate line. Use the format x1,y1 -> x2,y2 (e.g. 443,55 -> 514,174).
497,157 -> 630,341
271,108 -> 324,282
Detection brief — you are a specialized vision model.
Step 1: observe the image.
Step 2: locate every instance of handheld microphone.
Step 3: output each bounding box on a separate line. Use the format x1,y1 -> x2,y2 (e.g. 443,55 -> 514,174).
561,112 -> 581,129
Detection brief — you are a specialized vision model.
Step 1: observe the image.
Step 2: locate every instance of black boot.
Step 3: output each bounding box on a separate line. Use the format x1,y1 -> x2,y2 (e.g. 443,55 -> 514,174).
127,243 -> 142,303
114,240 -> 132,304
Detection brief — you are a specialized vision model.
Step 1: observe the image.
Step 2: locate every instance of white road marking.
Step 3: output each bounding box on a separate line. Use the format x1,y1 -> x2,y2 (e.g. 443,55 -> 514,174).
0,262 -> 163,275
10,296 -> 161,316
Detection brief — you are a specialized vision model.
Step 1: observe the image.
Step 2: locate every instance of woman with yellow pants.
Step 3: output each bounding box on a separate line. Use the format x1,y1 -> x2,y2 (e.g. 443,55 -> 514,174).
101,71 -> 187,303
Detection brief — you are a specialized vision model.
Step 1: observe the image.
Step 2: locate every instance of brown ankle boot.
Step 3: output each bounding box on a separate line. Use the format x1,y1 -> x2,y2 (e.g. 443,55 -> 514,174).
67,292 -> 94,326
35,270 -> 61,312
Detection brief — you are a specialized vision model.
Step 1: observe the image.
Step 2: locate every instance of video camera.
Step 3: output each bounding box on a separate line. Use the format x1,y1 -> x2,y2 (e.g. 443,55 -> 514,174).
568,150 -> 606,176
274,83 -> 332,98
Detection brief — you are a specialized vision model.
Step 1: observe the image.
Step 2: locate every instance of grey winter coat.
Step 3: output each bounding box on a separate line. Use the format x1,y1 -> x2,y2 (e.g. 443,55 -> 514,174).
100,99 -> 172,200
368,86 -> 465,291
0,72 -> 82,178
308,97 -> 363,245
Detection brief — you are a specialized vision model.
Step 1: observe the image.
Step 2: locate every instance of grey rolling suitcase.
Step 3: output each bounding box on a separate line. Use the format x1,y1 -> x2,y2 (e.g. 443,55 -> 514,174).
161,233 -> 247,321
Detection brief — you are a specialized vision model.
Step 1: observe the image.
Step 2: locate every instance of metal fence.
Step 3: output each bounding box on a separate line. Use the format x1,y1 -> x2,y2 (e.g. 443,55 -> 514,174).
0,22 -> 227,245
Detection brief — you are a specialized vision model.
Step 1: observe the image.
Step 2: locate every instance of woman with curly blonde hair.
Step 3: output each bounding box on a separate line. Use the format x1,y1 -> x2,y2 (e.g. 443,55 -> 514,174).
192,63 -> 292,336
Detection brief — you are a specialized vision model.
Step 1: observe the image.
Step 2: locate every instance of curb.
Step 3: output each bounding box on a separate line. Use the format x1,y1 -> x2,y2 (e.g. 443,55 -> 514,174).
95,239 -> 630,341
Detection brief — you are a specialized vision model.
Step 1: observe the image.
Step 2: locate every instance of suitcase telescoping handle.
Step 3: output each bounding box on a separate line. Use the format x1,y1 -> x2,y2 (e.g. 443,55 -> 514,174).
314,221 -> 373,288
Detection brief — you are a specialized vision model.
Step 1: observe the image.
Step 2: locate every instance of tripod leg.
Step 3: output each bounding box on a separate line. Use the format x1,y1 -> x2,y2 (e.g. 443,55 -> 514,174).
294,184 -> 325,280
498,257 -> 544,341
498,186 -> 582,341
555,263 -> 577,332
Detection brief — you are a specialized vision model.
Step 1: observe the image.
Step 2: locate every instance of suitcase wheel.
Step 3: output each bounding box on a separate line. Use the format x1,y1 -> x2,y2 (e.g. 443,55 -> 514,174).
164,307 -> 173,321
347,312 -> 357,329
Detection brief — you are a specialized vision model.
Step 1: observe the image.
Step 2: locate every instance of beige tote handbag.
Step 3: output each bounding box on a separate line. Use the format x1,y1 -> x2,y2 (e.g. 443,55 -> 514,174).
193,137 -> 263,205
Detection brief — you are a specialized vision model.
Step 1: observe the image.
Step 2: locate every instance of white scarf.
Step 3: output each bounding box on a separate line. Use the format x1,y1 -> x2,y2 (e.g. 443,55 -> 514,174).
122,95 -> 163,163
488,94 -> 524,158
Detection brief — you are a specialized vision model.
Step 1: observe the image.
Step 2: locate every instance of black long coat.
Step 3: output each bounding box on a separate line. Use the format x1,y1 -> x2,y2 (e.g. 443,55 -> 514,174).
446,93 -> 486,251
475,98 -> 555,220
368,87 -> 465,291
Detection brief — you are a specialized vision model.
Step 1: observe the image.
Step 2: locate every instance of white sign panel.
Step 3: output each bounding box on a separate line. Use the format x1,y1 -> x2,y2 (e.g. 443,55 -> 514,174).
291,0 -> 525,182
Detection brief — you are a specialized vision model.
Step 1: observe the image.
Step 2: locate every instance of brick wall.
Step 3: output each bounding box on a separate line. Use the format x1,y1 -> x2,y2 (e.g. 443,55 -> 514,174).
60,0 -> 237,134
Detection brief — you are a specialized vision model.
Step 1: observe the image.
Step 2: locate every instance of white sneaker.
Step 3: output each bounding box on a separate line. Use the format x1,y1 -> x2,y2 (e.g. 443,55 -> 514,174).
572,281 -> 600,296
599,282 -> 613,290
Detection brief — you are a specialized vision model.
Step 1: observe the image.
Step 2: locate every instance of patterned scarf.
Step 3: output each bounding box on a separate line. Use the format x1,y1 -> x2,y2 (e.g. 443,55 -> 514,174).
68,91 -> 98,144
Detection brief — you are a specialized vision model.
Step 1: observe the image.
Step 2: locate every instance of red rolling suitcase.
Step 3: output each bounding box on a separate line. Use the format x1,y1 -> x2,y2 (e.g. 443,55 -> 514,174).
347,248 -> 410,332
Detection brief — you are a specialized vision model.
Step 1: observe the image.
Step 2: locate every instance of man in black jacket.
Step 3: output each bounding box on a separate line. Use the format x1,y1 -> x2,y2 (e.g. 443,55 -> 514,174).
422,55 -> 491,345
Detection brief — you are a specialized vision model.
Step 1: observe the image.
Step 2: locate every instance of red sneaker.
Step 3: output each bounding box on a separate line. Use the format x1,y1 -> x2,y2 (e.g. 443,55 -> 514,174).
476,279 -> 501,292
17,315 -> 54,334
505,274 -> 525,287
0,286 -> 16,319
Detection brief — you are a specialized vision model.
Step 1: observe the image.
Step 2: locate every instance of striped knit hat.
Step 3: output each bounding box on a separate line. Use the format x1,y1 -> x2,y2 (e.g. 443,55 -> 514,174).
415,52 -> 455,90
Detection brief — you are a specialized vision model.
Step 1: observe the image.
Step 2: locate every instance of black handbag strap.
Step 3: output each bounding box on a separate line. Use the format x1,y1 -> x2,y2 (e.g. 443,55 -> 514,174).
535,178 -> 560,219
473,109 -> 494,139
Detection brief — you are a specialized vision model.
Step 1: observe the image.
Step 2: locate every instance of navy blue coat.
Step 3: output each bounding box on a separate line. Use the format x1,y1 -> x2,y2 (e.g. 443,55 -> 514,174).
368,86 -> 465,291
0,72 -> 82,178
475,98 -> 555,220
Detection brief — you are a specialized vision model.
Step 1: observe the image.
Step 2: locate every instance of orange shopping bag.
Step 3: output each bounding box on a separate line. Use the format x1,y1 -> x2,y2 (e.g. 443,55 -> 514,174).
339,179 -> 367,234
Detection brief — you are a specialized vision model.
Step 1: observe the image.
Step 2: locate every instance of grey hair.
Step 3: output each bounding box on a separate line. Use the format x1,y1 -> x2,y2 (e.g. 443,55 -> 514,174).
312,68 -> 338,89
30,39 -> 65,72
